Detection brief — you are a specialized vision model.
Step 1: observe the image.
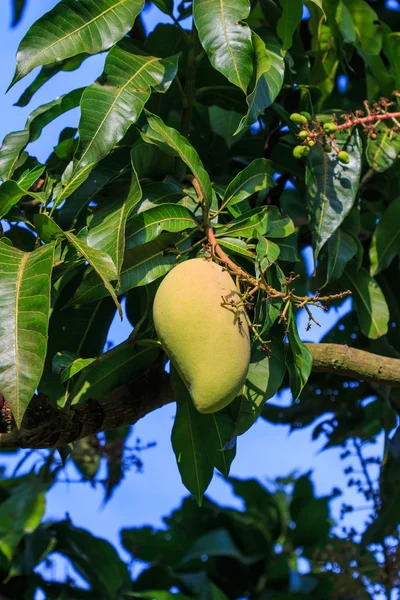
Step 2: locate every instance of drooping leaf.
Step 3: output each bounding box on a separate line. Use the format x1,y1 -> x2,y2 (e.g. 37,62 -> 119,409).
223,158 -> 275,209
11,0 -> 28,27
341,264 -> 389,339
141,111 -> 213,207
206,408 -> 237,478
87,167 -> 142,276
0,242 -> 54,426
286,308 -> 313,400
193,0 -> 254,93
70,234 -> 180,306
171,368 -> 214,505
15,54 -> 89,107
126,204 -> 199,248
234,335 -> 286,436
326,228 -> 358,283
306,129 -> 361,260
236,32 -> 285,134
370,198 -> 400,277
67,41 -> 179,187
343,0 -> 382,55
35,214 -> 121,317
0,88 -> 83,181
53,520 -> 130,598
10,0 -> 146,87
277,0 -> 303,52
70,341 -> 159,404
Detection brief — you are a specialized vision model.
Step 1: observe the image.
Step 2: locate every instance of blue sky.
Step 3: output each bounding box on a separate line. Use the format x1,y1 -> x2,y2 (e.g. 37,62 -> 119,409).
0,0 -> 381,584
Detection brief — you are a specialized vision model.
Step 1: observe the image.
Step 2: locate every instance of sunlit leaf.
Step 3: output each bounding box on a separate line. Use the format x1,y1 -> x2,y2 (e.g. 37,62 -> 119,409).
0,242 -> 54,426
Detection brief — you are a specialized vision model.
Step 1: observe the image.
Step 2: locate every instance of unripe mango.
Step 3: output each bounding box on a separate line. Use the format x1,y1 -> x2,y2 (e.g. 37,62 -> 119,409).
290,113 -> 308,125
338,150 -> 350,164
153,258 -> 251,413
323,122 -> 337,134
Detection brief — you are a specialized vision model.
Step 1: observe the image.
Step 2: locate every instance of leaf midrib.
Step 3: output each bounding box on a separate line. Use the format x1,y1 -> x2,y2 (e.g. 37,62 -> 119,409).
77,56 -> 159,169
14,252 -> 29,423
219,0 -> 244,90
18,0 -> 132,79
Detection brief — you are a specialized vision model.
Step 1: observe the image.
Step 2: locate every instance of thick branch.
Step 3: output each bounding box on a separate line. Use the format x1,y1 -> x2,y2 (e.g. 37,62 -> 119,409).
306,344 -> 400,388
1,344 -> 400,449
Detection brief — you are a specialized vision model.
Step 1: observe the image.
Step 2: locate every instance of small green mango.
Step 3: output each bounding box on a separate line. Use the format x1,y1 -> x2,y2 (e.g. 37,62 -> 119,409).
298,130 -> 309,141
290,113 -> 308,125
300,111 -> 312,121
338,150 -> 350,164
323,122 -> 337,134
293,145 -> 311,159
153,259 -> 251,413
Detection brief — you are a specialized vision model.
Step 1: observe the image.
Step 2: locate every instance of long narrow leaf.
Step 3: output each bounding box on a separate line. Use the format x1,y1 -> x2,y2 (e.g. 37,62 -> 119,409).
0,242 -> 54,426
193,0 -> 254,93
10,0 -> 145,87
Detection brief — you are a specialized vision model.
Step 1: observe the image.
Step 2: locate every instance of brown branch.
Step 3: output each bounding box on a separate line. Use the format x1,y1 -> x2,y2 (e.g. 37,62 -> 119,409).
307,343 -> 400,388
1,344 -> 400,449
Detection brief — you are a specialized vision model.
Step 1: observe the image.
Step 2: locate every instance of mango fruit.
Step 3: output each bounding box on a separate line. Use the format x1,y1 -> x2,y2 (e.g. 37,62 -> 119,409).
153,258 -> 251,413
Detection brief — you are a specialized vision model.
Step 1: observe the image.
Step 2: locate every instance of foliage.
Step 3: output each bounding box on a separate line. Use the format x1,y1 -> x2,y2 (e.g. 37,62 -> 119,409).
2,0 -> 400,595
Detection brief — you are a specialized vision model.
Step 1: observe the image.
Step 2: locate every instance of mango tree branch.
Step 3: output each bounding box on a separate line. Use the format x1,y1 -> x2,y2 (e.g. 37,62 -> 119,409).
0,344 -> 400,449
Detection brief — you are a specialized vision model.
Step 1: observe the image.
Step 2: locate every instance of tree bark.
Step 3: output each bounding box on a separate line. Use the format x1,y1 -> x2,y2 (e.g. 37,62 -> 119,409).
1,343 -> 399,449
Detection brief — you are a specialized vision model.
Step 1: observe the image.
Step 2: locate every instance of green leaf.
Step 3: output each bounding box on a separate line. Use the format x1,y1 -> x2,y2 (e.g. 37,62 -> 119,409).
216,207 -> 270,239
257,235 -> 280,269
180,528 -> 258,565
10,0 -> 146,87
306,129 -> 361,260
87,167 -> 142,276
35,214 -> 121,317
266,207 -> 295,238
234,335 -> 286,436
326,228 -> 358,283
370,198 -> 400,276
0,180 -> 42,219
275,233 -> 299,262
126,204 -> 199,248
142,111 -> 213,207
152,0 -> 174,14
341,264 -> 389,339
306,0 -> 325,16
15,54 -> 89,107
70,341 -> 159,404
70,234 -> 179,306
0,242 -> 54,426
39,297 -> 116,405
208,106 -> 245,148
342,0 -> 382,55
52,352 -> 96,384
223,158 -> 275,208
236,32 -> 285,134
366,124 -> 400,173
193,0 -> 254,93
207,409 -> 236,478
0,88 -> 83,181
218,237 -> 255,259
0,476 -> 49,560
171,368 -> 214,504
11,0 -> 28,27
53,520 -> 130,599
69,41 -> 179,180
277,0 -> 303,52
286,308 -> 312,400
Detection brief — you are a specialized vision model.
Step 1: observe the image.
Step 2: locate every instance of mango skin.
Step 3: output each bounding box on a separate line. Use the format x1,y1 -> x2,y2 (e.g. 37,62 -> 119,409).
153,258 -> 251,413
